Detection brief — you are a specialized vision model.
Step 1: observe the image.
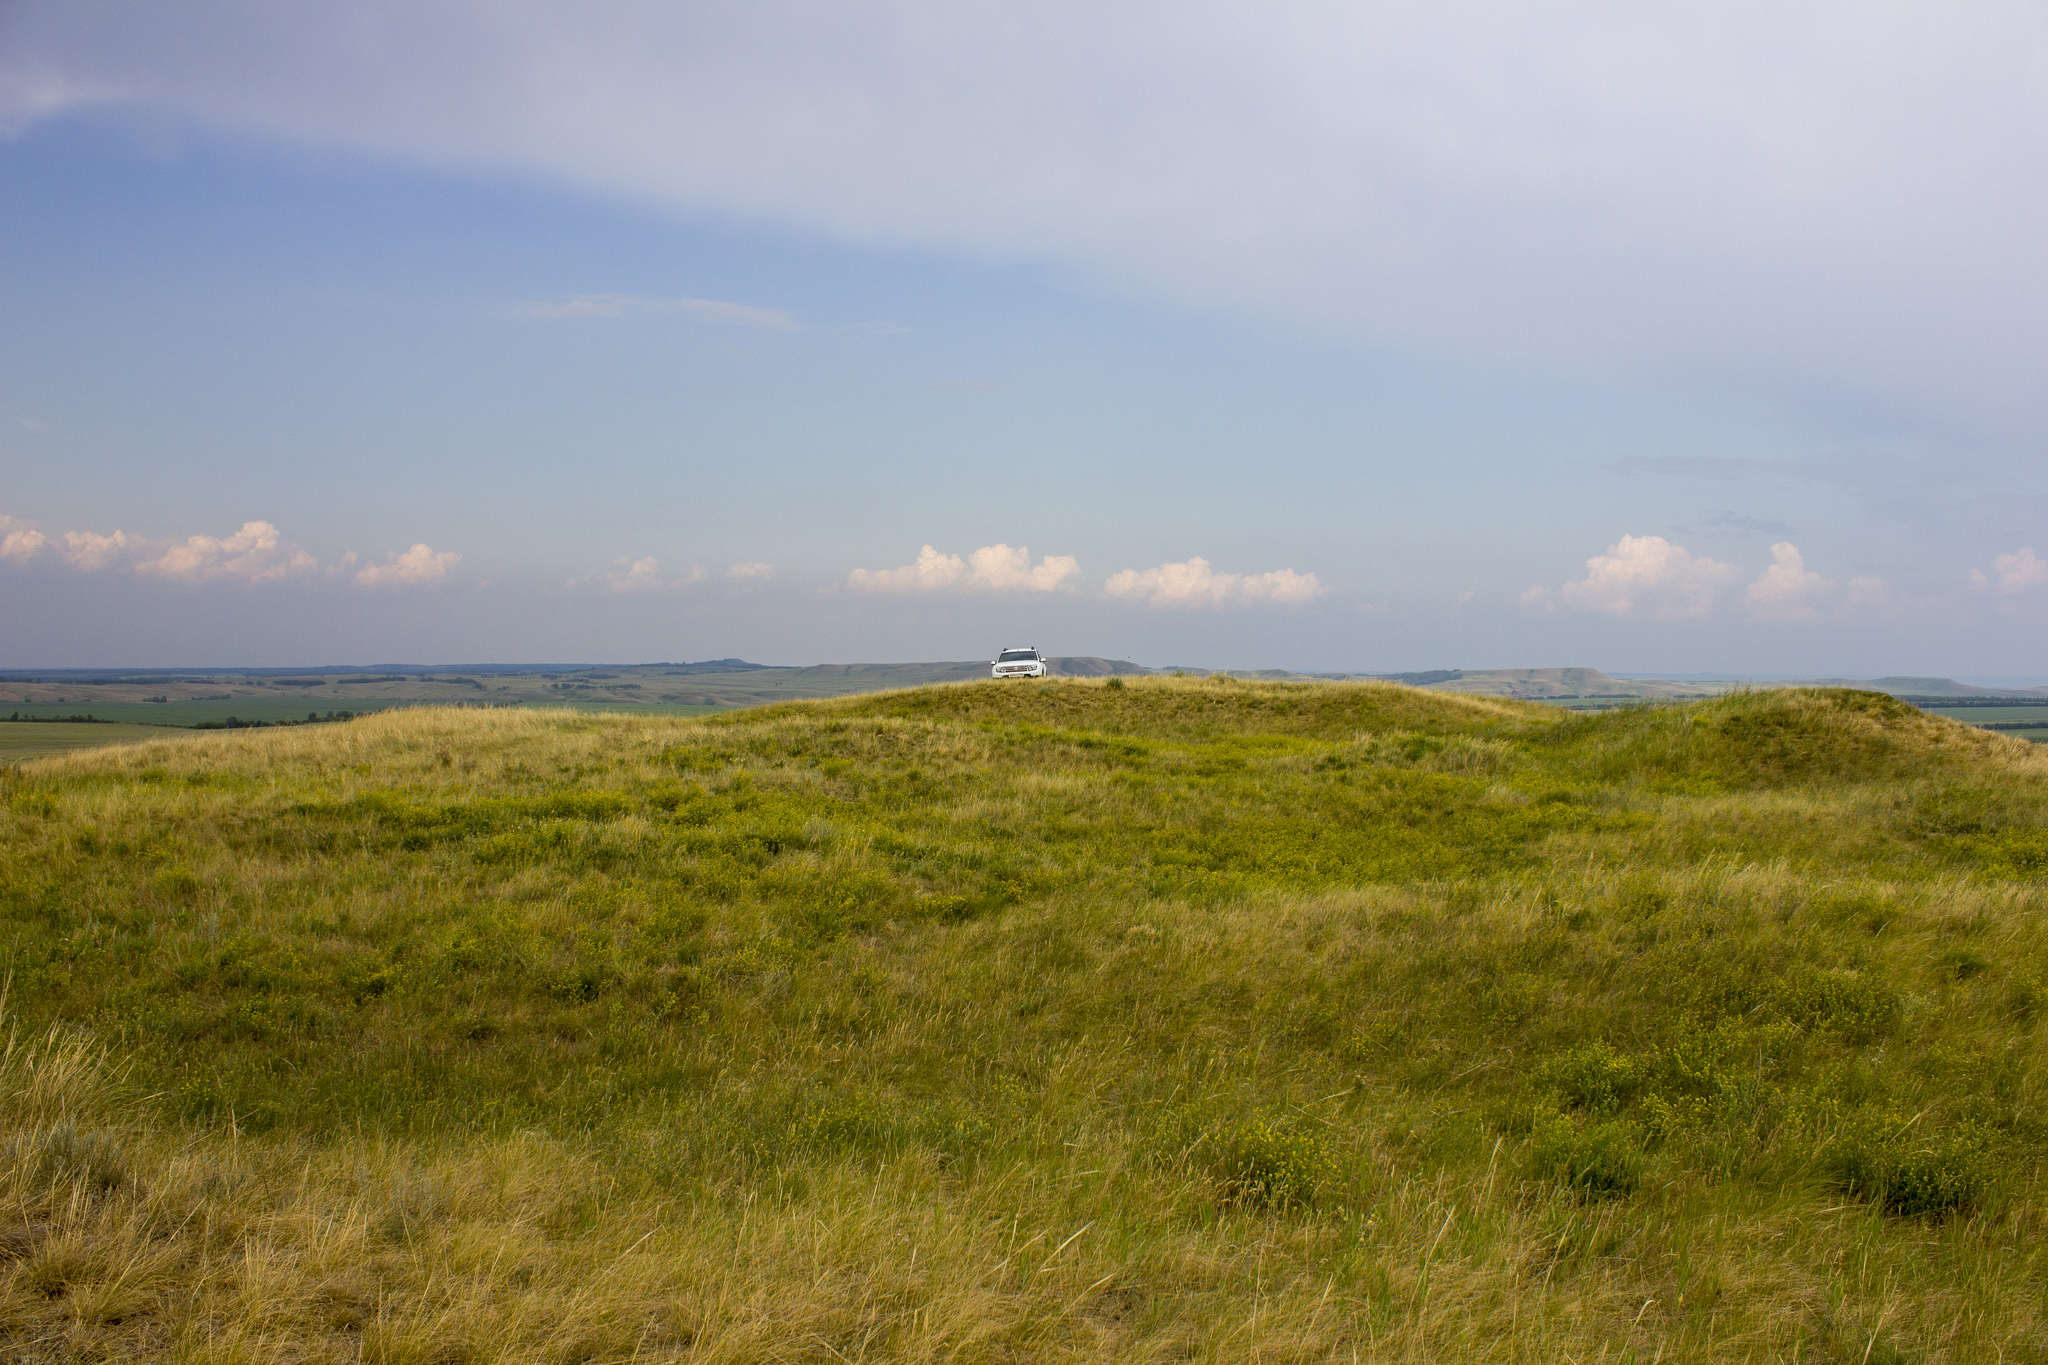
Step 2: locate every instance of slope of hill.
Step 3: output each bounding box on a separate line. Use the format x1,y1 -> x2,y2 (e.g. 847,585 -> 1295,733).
4,677 -> 2045,1360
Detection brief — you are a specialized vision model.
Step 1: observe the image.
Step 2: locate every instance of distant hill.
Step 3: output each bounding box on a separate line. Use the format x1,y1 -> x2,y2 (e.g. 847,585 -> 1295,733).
1779,676 -> 2048,699
1417,667 -> 1720,699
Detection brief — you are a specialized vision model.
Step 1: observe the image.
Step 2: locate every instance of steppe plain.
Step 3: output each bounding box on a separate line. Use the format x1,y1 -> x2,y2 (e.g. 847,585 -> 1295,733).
3,674 -> 2048,1361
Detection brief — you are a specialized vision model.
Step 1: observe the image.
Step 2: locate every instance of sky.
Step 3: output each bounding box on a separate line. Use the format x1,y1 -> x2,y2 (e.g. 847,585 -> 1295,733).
2,1 -> 2045,675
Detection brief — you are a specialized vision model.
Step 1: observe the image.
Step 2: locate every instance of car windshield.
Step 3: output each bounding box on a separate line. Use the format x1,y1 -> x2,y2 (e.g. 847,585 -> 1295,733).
998,651 -> 1038,662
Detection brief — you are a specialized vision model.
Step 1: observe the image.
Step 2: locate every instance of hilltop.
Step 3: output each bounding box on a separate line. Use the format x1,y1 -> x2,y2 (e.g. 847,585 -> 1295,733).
3,677 -> 2046,1360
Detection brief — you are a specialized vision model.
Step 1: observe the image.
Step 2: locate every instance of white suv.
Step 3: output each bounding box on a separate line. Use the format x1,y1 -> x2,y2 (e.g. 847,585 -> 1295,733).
992,647 -> 1048,679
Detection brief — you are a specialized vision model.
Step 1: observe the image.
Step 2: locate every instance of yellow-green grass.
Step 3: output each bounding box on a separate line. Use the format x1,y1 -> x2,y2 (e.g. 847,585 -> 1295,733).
0,722 -> 184,761
4,679 -> 2047,1361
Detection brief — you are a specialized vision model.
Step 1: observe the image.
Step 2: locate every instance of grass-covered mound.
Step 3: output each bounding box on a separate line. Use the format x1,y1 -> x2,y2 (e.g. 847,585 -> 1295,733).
3,677 -> 2046,1361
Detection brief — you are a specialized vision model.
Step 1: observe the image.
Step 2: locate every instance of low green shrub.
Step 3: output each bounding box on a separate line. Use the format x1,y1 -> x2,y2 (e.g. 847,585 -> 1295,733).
1935,946 -> 1991,981
1771,966 -> 1901,1042
1527,1116 -> 1645,1196
1185,1115 -> 1335,1210
1825,1112 -> 1991,1216
1537,1041 -> 1642,1115
791,1091 -> 992,1162
5,1120 -> 131,1193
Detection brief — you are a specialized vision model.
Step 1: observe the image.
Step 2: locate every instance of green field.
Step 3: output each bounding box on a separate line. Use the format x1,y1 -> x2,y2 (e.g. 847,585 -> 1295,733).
1990,727 -> 2048,743
0,721 -> 185,760
0,659 -> 1100,722
2,698 -> 422,727
2,698 -> 726,728
1921,706 -> 2048,743
4,680 -> 2047,1360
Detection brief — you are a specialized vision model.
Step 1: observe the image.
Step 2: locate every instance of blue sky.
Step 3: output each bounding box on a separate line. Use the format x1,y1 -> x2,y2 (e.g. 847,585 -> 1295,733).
2,2 -> 2045,675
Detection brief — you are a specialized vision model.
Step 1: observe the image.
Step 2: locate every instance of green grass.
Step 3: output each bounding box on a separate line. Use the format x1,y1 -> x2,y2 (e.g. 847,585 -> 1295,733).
3,678 -> 2047,1360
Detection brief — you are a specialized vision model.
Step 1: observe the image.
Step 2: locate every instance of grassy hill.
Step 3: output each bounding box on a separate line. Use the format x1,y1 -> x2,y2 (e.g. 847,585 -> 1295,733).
3,678 -> 2046,1360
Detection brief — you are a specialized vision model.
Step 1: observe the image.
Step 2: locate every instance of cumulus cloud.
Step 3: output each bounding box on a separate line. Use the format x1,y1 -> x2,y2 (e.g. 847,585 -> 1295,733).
135,520 -> 317,584
519,295 -> 797,328
354,543 -> 460,587
725,562 -> 776,582
846,543 -> 1080,594
1745,542 -> 1835,623
1538,536 -> 1890,623
1970,547 -> 2048,594
61,529 -> 140,571
1,512 -> 482,592
0,530 -> 44,562
1843,576 -> 1892,613
5,3 -> 2046,436
4,515 -> 312,580
1102,557 -> 1324,610
1554,534 -> 1739,621
606,556 -> 666,592
0,515 -> 47,563
572,555 -> 710,593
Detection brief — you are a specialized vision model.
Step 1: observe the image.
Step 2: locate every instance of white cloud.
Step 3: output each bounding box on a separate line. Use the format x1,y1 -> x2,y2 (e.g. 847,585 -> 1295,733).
0,515 -> 47,563
608,556 -> 664,592
848,545 -> 965,593
5,4 -> 2045,435
135,520 -> 317,584
1971,547 -> 2048,594
1102,557 -> 1324,610
1556,534 -> 1738,622
846,543 -> 1080,594
354,543 -> 460,588
725,561 -> 776,581
0,530 -> 44,562
519,295 -> 797,328
60,529 -> 139,571
1844,576 -> 1892,613
1745,541 -> 1835,623
965,544 -> 1078,592
574,555 -> 709,593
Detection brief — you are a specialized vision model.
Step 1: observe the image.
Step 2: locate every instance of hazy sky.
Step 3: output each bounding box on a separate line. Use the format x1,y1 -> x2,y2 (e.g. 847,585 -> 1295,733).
3,1 -> 2045,674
